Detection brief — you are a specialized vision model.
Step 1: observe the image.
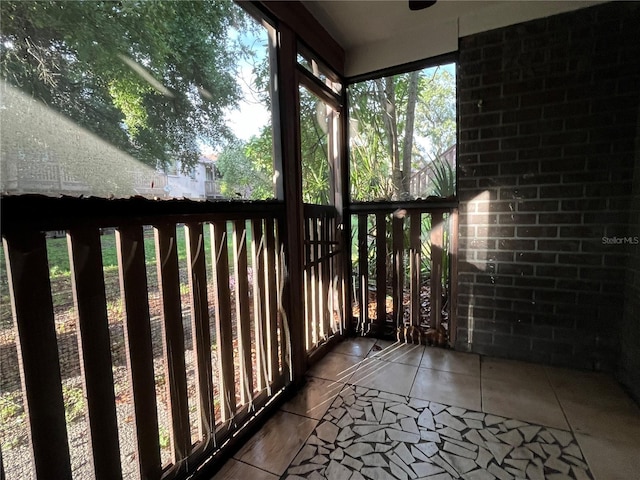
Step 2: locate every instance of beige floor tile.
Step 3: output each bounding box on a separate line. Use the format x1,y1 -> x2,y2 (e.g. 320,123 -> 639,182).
330,337 -> 377,358
350,358 -> 418,396
576,433 -> 640,480
410,367 -> 481,411
306,352 -> 363,383
560,398 -> 640,443
481,356 -> 549,386
367,340 -> 425,366
212,459 -> 278,480
280,376 -> 344,419
546,366 -> 637,408
421,348 -> 480,376
234,411 -> 318,475
482,377 -> 569,430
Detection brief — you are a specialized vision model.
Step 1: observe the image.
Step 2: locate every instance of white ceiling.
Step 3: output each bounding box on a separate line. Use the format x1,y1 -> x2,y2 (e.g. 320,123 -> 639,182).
300,0 -> 608,77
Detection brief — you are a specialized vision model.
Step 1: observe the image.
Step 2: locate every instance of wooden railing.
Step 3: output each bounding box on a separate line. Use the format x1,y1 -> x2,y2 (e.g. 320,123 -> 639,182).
0,195 -> 290,480
302,204 -> 345,355
348,202 -> 458,342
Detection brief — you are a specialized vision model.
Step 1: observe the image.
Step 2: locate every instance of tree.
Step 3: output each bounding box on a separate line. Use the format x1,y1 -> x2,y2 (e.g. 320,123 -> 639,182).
349,65 -> 456,201
0,0 -> 248,171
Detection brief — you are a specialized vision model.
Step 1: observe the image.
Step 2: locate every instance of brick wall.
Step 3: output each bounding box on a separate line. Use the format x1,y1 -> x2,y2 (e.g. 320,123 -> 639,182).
456,1 -> 640,371
620,110 -> 640,400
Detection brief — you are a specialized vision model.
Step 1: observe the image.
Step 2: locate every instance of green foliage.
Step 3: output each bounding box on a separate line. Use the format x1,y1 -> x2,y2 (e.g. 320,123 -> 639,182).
428,156 -> 455,198
0,391 -> 27,450
217,137 -> 273,199
63,384 -> 85,423
0,0 -> 247,170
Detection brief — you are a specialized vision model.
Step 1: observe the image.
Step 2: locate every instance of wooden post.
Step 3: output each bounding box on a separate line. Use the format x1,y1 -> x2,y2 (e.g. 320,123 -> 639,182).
449,209 -> 459,345
2,231 -> 72,480
67,228 -> 122,479
251,219 -> 268,391
430,211 -> 444,330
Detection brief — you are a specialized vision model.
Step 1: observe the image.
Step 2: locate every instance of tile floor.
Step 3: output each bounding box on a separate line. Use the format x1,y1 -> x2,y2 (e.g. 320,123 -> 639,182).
213,338 -> 640,480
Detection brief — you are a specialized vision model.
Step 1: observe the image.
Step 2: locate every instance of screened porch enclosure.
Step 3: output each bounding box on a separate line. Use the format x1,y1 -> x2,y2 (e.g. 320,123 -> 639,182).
0,2 -> 459,479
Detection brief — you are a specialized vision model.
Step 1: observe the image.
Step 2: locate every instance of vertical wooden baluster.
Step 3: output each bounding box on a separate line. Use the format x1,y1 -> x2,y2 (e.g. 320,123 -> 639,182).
310,216 -> 319,347
392,213 -> 405,329
321,214 -> 331,339
251,219 -> 268,391
264,217 -> 279,384
210,222 -> 236,421
154,224 -> 191,462
430,212 -> 444,330
449,210 -> 458,345
67,228 -> 122,479
116,226 -> 161,480
2,231 -> 72,479
185,223 -> 215,443
357,214 -> 368,334
375,213 -> 387,332
410,213 -> 421,327
232,220 -> 253,404
304,215 -> 312,351
315,216 -> 323,342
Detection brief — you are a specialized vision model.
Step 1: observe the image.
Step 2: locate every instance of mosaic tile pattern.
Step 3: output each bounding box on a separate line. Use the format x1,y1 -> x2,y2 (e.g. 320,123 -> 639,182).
283,385 -> 593,480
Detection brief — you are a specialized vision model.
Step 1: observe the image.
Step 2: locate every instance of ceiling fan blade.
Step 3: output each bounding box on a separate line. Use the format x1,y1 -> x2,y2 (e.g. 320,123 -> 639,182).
409,0 -> 437,10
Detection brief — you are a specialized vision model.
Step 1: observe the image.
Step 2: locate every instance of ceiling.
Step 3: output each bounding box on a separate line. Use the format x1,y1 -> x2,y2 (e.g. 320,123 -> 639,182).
300,0 -> 607,77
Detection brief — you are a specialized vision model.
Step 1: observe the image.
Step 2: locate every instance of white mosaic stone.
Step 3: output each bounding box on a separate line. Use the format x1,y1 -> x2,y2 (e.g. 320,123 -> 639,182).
510,446 -> 534,460
408,397 -> 430,409
546,474 -> 573,480
379,392 -> 407,403
330,447 -> 345,461
476,446 -> 492,469
436,426 -> 463,440
410,445 -> 430,462
337,413 -> 354,429
361,466 -> 397,480
381,410 -> 397,424
526,462 -> 545,480
463,469 -> 498,480
389,460 -> 410,480
356,430 -> 386,443
415,441 -> 439,458
347,407 -> 365,419
387,428 -> 421,443
352,472 -> 367,480
337,425 -> 355,442
504,419 -> 527,429
362,453 -> 388,467
353,424 -> 386,436
439,451 -> 477,474
375,443 -> 393,453
504,458 -> 528,471
549,428 -> 573,447
484,414 -> 505,425
464,418 -> 484,430
394,442 -> 415,465
345,443 -> 374,457
418,408 -> 435,430
429,402 -> 447,414
401,416 -> 419,434
389,403 -> 420,418
479,429 -> 500,443
387,452 -> 418,479
308,471 -> 324,480
443,441 -> 476,459
464,429 -> 486,448
487,463 -> 512,480
447,406 -> 467,416
341,455 -> 363,471
292,445 -> 317,465
542,443 -> 561,458
308,454 -> 328,464
565,455 -> 588,470
525,442 -> 545,458
316,421 -> 340,443
432,455 -> 459,477
538,430 -> 555,443
426,474 -> 453,480
325,459 -> 352,480
420,430 -> 441,443
446,437 -> 478,452
372,401 -> 384,421
485,441 -> 512,465
463,411 -> 486,421
563,443 -> 582,458
497,429 -> 523,447
412,461 -> 445,477
545,455 -> 570,475
519,425 -> 541,442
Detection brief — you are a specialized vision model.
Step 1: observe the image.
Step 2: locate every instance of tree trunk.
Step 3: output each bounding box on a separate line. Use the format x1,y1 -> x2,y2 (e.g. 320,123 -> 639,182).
401,71 -> 420,197
374,77 -> 402,199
